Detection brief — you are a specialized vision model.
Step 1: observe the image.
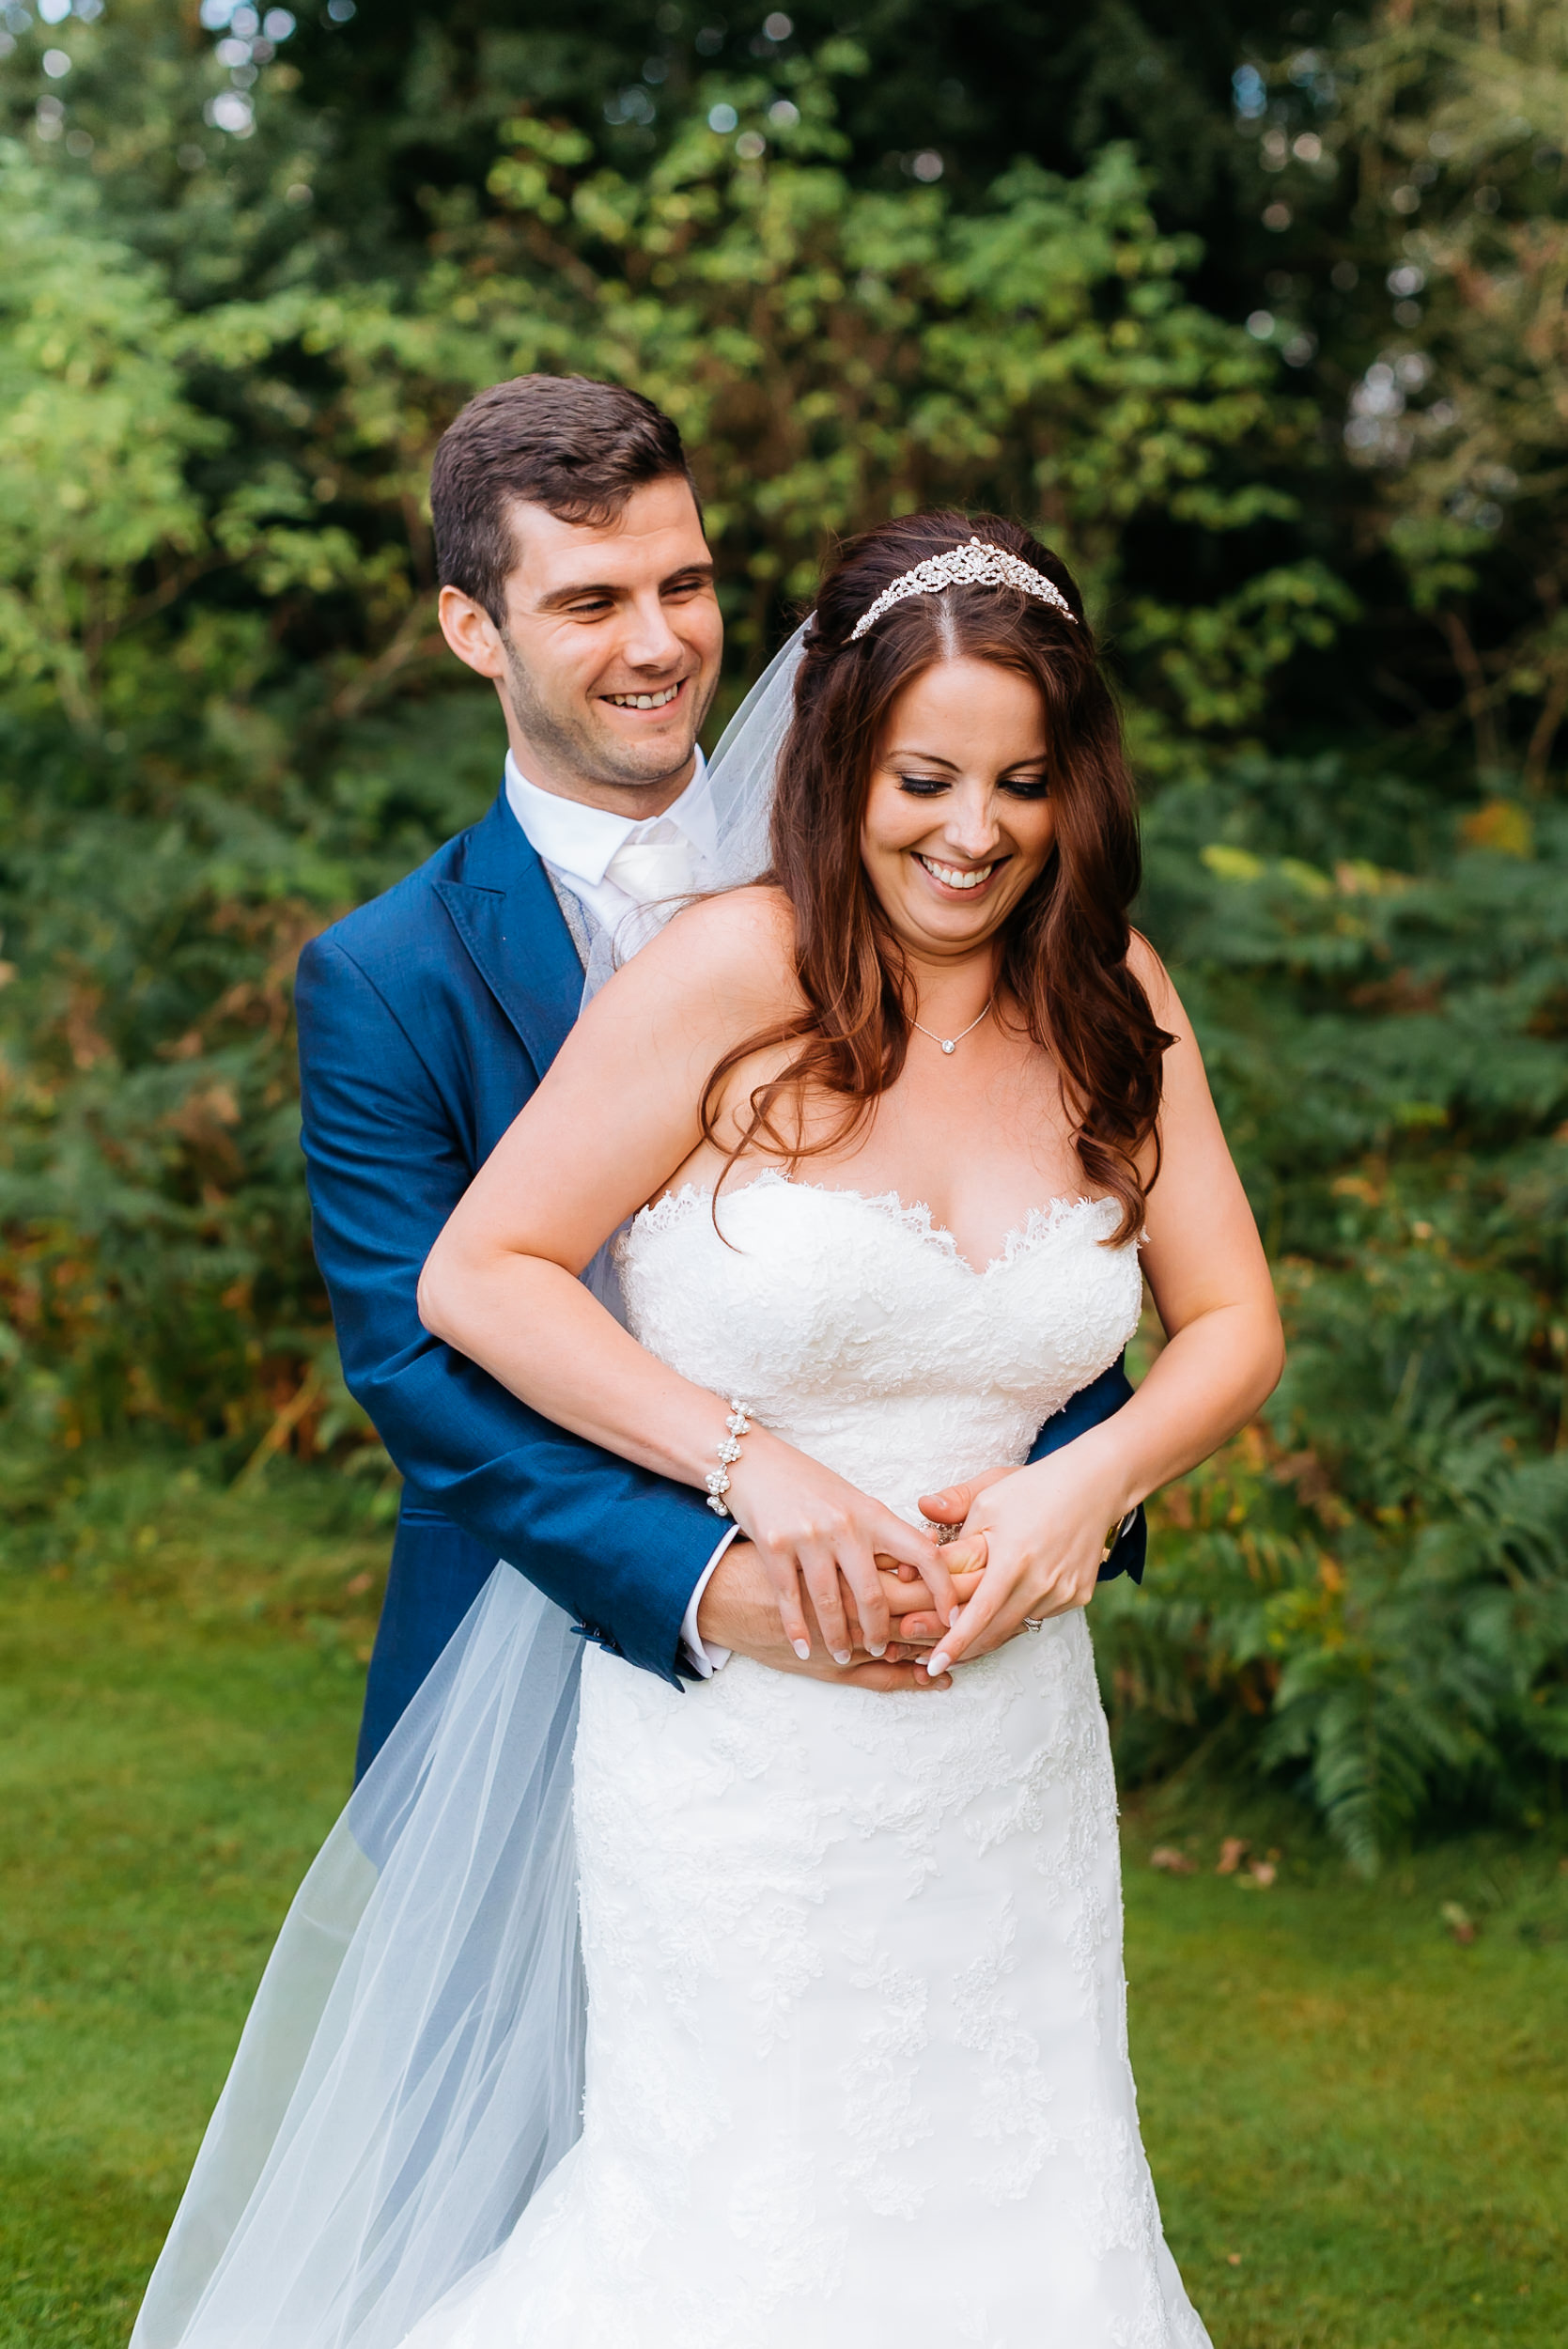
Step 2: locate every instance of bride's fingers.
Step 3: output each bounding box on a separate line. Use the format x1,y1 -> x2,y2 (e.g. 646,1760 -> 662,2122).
800,1545 -> 854,1666
871,1510 -> 946,1578
888,1565 -> 987,1647
921,1548 -> 960,1630
928,1548 -> 1097,1668
766,1558 -> 815,1661
863,1508 -> 958,1634
883,1566 -> 983,1627
877,1515 -> 960,1627
925,1572 -> 1011,1674
917,1467 -> 1016,1525
839,1543 -> 892,1657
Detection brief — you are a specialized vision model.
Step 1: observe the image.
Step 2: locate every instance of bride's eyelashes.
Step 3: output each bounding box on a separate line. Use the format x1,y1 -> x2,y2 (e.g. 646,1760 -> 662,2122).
894,775 -> 954,798
893,772 -> 1050,801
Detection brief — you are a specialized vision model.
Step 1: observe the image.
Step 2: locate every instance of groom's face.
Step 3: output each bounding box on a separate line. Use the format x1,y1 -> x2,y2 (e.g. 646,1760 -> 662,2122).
441,475 -> 722,813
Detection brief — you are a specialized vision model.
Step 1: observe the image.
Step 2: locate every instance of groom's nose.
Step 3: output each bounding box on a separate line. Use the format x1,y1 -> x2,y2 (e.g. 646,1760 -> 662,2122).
617,589 -> 686,672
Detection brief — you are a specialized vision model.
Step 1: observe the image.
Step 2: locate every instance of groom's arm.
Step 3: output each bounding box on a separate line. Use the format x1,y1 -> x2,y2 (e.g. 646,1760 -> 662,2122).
295,932 -> 721,1686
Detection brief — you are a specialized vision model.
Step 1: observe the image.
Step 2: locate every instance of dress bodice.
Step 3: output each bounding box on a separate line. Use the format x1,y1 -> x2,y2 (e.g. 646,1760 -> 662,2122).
616,1172 -> 1142,1515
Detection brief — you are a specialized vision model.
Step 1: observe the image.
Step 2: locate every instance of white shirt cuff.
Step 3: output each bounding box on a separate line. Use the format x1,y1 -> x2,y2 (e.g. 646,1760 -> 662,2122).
680,1523 -> 739,1677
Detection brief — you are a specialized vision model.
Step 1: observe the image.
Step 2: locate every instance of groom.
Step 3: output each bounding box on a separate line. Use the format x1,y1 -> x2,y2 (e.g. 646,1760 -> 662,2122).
295,373 -> 1142,1779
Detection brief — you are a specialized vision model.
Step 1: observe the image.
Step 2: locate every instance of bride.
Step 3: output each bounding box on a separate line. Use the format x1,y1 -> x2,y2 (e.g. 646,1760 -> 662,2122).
133,512 -> 1281,2348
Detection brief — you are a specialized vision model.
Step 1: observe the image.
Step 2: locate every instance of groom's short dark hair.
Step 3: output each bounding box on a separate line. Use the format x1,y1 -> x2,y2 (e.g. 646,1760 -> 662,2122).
431,375 -> 698,624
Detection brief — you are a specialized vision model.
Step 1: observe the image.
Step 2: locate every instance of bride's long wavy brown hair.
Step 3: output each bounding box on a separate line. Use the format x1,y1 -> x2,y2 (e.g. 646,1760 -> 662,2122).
700,510 -> 1172,1244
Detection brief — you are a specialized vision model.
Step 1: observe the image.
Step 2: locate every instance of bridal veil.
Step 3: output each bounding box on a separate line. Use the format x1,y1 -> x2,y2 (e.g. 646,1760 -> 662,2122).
131,630 -> 806,2349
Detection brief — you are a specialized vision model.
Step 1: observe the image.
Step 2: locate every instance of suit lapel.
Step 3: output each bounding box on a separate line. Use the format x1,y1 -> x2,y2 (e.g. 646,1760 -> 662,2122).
434,793 -> 584,1081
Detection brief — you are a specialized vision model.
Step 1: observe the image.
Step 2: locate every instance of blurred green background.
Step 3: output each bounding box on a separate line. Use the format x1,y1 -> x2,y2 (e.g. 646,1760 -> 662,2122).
0,1 -> 1565,2335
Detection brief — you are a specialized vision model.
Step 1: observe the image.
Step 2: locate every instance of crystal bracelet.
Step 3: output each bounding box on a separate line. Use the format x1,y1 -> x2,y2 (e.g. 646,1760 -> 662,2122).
705,1399 -> 753,1517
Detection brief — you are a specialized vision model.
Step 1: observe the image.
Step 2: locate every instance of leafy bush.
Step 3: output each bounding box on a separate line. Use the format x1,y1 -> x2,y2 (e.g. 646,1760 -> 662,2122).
0,5 -> 1563,1862
1098,762 -> 1568,1864
0,56 -> 1322,1439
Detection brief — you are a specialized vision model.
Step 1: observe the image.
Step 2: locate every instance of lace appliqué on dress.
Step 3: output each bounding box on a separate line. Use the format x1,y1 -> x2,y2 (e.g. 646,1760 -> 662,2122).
402,1176 -> 1208,2349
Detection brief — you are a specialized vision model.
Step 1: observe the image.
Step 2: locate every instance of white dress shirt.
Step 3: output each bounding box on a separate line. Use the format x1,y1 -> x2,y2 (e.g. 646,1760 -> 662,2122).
503,750 -> 737,1676
505,749 -> 720,961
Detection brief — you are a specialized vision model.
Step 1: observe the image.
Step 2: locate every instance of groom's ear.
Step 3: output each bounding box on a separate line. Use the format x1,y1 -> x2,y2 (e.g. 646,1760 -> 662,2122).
439,585 -> 508,682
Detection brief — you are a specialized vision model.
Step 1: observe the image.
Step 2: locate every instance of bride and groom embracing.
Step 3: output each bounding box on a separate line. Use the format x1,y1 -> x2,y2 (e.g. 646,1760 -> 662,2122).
132,373 -> 1282,2349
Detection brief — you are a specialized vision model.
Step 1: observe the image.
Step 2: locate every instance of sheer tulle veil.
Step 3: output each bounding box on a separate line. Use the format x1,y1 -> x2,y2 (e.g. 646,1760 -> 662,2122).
130,627 -> 808,2349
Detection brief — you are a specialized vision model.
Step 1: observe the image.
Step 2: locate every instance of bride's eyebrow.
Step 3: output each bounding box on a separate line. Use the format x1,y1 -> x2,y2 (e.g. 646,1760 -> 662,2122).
886,749 -> 1048,774
886,747 -> 960,770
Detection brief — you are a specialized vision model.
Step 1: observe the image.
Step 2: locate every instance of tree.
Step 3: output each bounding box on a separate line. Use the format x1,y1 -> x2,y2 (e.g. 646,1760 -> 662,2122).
1,0 -> 1563,1862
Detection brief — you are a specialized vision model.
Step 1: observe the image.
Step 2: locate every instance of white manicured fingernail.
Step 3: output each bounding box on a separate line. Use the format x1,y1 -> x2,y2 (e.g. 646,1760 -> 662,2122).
793,1640 -> 811,1660
832,1648 -> 852,1666
869,1642 -> 887,1658
927,1652 -> 950,1676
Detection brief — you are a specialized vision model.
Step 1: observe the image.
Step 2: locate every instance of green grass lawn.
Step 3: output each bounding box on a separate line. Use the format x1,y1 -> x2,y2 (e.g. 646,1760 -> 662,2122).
1,1453 -> 1563,2348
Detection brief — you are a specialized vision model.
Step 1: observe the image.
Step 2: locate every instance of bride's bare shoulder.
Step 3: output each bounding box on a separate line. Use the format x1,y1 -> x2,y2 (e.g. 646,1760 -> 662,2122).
594,885 -> 799,1037
1126,927 -> 1180,1027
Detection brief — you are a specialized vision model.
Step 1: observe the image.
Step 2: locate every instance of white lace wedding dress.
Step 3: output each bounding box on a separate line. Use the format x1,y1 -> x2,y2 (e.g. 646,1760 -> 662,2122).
400,1172 -> 1210,2349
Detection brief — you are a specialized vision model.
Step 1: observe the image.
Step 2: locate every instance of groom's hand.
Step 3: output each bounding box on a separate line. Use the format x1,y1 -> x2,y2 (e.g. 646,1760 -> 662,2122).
697,1541 -> 983,1692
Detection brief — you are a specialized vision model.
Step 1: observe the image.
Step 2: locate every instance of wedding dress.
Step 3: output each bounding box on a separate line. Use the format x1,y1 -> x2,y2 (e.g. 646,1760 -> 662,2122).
391,1171 -> 1210,2349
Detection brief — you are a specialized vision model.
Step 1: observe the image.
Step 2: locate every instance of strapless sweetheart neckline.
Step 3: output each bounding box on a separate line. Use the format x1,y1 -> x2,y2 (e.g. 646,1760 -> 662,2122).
637,1167 -> 1110,1280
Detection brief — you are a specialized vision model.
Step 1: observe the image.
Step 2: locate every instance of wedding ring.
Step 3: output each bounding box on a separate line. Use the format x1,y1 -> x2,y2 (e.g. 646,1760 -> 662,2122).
1022,1616 -> 1045,1632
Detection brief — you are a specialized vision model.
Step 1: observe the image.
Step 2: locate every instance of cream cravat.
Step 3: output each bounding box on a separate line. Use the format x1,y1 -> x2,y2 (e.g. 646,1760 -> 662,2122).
602,825 -> 699,906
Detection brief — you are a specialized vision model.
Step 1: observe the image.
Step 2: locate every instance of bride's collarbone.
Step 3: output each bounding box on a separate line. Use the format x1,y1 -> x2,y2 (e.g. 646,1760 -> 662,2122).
645,1035 -> 1086,1256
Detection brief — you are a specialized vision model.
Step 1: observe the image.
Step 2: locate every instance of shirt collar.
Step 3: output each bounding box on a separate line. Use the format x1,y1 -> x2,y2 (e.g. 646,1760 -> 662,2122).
503,749 -> 716,890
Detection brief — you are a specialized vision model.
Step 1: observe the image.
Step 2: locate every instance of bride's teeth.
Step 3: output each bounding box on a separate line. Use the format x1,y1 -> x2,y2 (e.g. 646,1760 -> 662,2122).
920,856 -> 994,891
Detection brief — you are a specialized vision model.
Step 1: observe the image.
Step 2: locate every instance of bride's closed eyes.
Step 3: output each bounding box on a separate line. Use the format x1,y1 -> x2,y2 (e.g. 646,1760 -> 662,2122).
893,771 -> 1050,801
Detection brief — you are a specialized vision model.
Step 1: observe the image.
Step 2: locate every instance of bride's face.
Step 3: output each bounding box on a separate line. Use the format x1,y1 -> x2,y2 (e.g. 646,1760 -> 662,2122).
859,655 -> 1056,959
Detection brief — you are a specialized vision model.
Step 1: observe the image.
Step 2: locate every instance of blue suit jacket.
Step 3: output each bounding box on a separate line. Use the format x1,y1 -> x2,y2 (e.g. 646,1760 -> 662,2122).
295,790 -> 1144,1780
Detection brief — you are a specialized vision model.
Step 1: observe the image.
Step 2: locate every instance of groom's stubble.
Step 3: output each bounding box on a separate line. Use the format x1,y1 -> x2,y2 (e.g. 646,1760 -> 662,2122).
496,621 -> 713,805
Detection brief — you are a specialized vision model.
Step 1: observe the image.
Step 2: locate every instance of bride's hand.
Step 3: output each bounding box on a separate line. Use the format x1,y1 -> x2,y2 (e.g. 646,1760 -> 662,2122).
724,1428 -> 959,1663
915,1444 -> 1129,1673
698,1545 -> 984,1685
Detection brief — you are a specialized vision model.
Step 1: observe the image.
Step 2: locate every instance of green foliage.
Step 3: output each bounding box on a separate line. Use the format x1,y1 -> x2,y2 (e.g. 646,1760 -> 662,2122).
1336,0 -> 1568,789
0,4 -> 1564,1863
1230,0 -> 1568,785
0,46 -> 1313,1444
1097,757 -> 1568,1866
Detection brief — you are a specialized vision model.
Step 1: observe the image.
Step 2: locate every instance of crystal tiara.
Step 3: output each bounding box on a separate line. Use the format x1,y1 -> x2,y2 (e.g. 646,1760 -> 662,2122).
848,537 -> 1079,643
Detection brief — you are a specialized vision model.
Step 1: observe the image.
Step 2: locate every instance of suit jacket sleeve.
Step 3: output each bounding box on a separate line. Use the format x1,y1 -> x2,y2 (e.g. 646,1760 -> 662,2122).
1025,1357 -> 1147,1585
295,931 -> 722,1683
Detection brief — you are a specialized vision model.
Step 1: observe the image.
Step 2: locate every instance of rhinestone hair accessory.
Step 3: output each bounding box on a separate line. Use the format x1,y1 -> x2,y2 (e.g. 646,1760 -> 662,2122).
848,537 -> 1079,643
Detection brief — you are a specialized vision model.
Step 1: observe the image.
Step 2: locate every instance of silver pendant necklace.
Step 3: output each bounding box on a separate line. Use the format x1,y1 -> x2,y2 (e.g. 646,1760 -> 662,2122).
909,994 -> 994,1056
